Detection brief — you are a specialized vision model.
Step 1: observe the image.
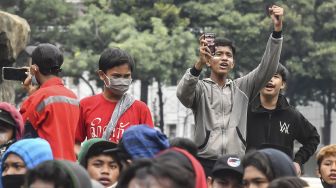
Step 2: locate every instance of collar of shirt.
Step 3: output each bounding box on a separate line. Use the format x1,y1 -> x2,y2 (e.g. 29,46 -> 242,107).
40,77 -> 64,89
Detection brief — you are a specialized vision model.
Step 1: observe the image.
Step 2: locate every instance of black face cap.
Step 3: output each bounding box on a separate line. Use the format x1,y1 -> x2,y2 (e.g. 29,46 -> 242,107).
31,43 -> 63,72
103,139 -> 132,160
211,155 -> 243,179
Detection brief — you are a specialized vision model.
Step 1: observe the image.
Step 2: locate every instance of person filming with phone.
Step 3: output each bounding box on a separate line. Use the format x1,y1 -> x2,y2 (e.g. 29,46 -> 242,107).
19,43 -> 80,161
176,5 -> 284,176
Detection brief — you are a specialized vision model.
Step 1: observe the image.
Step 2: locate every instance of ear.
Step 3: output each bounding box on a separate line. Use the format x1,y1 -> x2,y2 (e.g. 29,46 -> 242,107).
231,60 -> 235,69
207,176 -> 214,188
206,60 -> 211,67
316,167 -> 321,178
97,70 -> 106,81
280,81 -> 286,90
30,64 -> 39,75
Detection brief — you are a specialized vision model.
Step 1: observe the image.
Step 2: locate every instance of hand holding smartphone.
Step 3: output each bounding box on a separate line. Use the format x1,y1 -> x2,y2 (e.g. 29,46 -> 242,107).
2,67 -> 29,82
204,33 -> 216,56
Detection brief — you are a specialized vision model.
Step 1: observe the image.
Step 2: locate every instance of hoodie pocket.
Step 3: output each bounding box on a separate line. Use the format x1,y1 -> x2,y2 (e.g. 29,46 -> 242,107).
198,128 -> 222,157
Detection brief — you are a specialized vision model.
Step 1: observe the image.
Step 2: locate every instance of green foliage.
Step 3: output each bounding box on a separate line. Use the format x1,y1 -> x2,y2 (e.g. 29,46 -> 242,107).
20,0 -> 77,44
5,0 -> 335,120
64,2 -> 196,87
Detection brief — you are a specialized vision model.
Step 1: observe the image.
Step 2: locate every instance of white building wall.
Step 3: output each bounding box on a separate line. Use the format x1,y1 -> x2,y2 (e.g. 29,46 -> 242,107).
68,76 -> 334,144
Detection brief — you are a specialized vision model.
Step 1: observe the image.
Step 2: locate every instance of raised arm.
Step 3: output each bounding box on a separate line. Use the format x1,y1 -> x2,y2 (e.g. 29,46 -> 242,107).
176,35 -> 212,108
237,5 -> 284,99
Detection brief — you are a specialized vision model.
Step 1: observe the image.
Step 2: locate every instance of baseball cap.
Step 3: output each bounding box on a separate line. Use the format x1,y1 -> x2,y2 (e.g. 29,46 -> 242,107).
31,43 -> 63,73
78,138 -> 117,167
0,109 -> 16,127
211,155 -> 243,178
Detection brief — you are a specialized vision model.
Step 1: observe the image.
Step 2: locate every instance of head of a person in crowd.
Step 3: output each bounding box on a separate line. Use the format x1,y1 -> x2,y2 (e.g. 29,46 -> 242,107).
260,63 -> 289,98
25,160 -> 95,188
316,144 -> 336,187
169,137 -> 198,157
242,148 -> 296,188
208,37 -> 236,77
0,102 -> 24,156
117,158 -> 193,188
156,147 -> 207,188
97,47 -> 135,98
0,138 -> 53,188
104,125 -> 169,160
78,138 -> 122,187
208,155 -> 243,188
268,176 -> 308,188
29,43 -> 64,85
117,147 -> 206,188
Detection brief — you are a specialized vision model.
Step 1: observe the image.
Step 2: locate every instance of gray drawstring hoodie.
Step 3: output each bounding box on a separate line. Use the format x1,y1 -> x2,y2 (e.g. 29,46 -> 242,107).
176,33 -> 283,159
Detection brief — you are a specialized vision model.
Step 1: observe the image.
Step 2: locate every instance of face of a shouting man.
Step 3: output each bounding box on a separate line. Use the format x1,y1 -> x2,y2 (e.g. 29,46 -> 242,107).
209,46 -> 234,77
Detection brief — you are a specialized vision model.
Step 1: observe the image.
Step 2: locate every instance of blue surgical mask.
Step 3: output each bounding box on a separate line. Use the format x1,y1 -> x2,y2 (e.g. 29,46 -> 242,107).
104,75 -> 132,96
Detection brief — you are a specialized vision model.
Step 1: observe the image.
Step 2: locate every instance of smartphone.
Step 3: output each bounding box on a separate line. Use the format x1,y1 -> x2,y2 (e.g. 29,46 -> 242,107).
2,67 -> 29,82
204,33 -> 216,55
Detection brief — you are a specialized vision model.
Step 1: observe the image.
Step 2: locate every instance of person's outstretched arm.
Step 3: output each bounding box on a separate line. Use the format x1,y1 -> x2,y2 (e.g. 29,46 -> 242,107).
237,5 -> 284,100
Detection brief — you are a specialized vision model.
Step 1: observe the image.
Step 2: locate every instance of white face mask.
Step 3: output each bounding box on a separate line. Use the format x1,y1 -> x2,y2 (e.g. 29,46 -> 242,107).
104,75 -> 132,96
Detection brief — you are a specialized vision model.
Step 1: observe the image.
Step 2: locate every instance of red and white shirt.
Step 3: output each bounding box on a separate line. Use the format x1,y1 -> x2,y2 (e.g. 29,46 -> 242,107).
75,94 -> 154,143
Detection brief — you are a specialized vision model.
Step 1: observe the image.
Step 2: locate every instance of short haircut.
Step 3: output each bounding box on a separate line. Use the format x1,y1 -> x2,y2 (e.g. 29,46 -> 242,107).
25,160 -> 72,187
316,144 -> 336,168
276,63 -> 289,82
214,38 -> 236,57
98,47 -> 134,73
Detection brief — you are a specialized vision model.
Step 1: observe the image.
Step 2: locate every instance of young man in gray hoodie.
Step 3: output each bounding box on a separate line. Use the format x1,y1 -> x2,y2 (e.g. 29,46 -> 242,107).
176,5 -> 284,175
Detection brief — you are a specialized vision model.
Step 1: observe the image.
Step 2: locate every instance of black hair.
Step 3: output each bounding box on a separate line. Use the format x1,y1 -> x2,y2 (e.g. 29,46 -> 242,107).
276,63 -> 289,82
268,177 -> 308,188
85,147 -> 123,172
169,137 -> 198,157
25,160 -> 72,188
214,38 -> 236,57
117,158 -> 195,188
242,150 -> 274,181
98,48 -> 134,73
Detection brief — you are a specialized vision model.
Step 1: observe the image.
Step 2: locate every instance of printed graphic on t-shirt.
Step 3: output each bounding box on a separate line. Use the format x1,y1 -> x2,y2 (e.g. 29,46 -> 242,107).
89,117 -> 130,142
279,121 -> 290,134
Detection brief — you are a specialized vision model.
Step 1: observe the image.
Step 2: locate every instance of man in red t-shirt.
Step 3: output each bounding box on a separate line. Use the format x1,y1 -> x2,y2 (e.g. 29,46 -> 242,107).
20,43 -> 80,161
75,48 -> 153,146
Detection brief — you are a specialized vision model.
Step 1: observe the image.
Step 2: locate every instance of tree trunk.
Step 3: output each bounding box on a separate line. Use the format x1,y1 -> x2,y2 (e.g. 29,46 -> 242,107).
140,79 -> 149,104
79,75 -> 95,96
0,80 -> 15,104
157,79 -> 164,133
322,87 -> 332,145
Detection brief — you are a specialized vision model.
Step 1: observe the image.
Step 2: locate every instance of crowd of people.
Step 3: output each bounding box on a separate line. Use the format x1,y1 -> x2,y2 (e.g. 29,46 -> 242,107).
0,4 -> 335,188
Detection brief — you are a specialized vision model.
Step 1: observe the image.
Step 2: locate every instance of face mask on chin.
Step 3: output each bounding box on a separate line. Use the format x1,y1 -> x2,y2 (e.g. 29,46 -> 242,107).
104,75 -> 132,96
